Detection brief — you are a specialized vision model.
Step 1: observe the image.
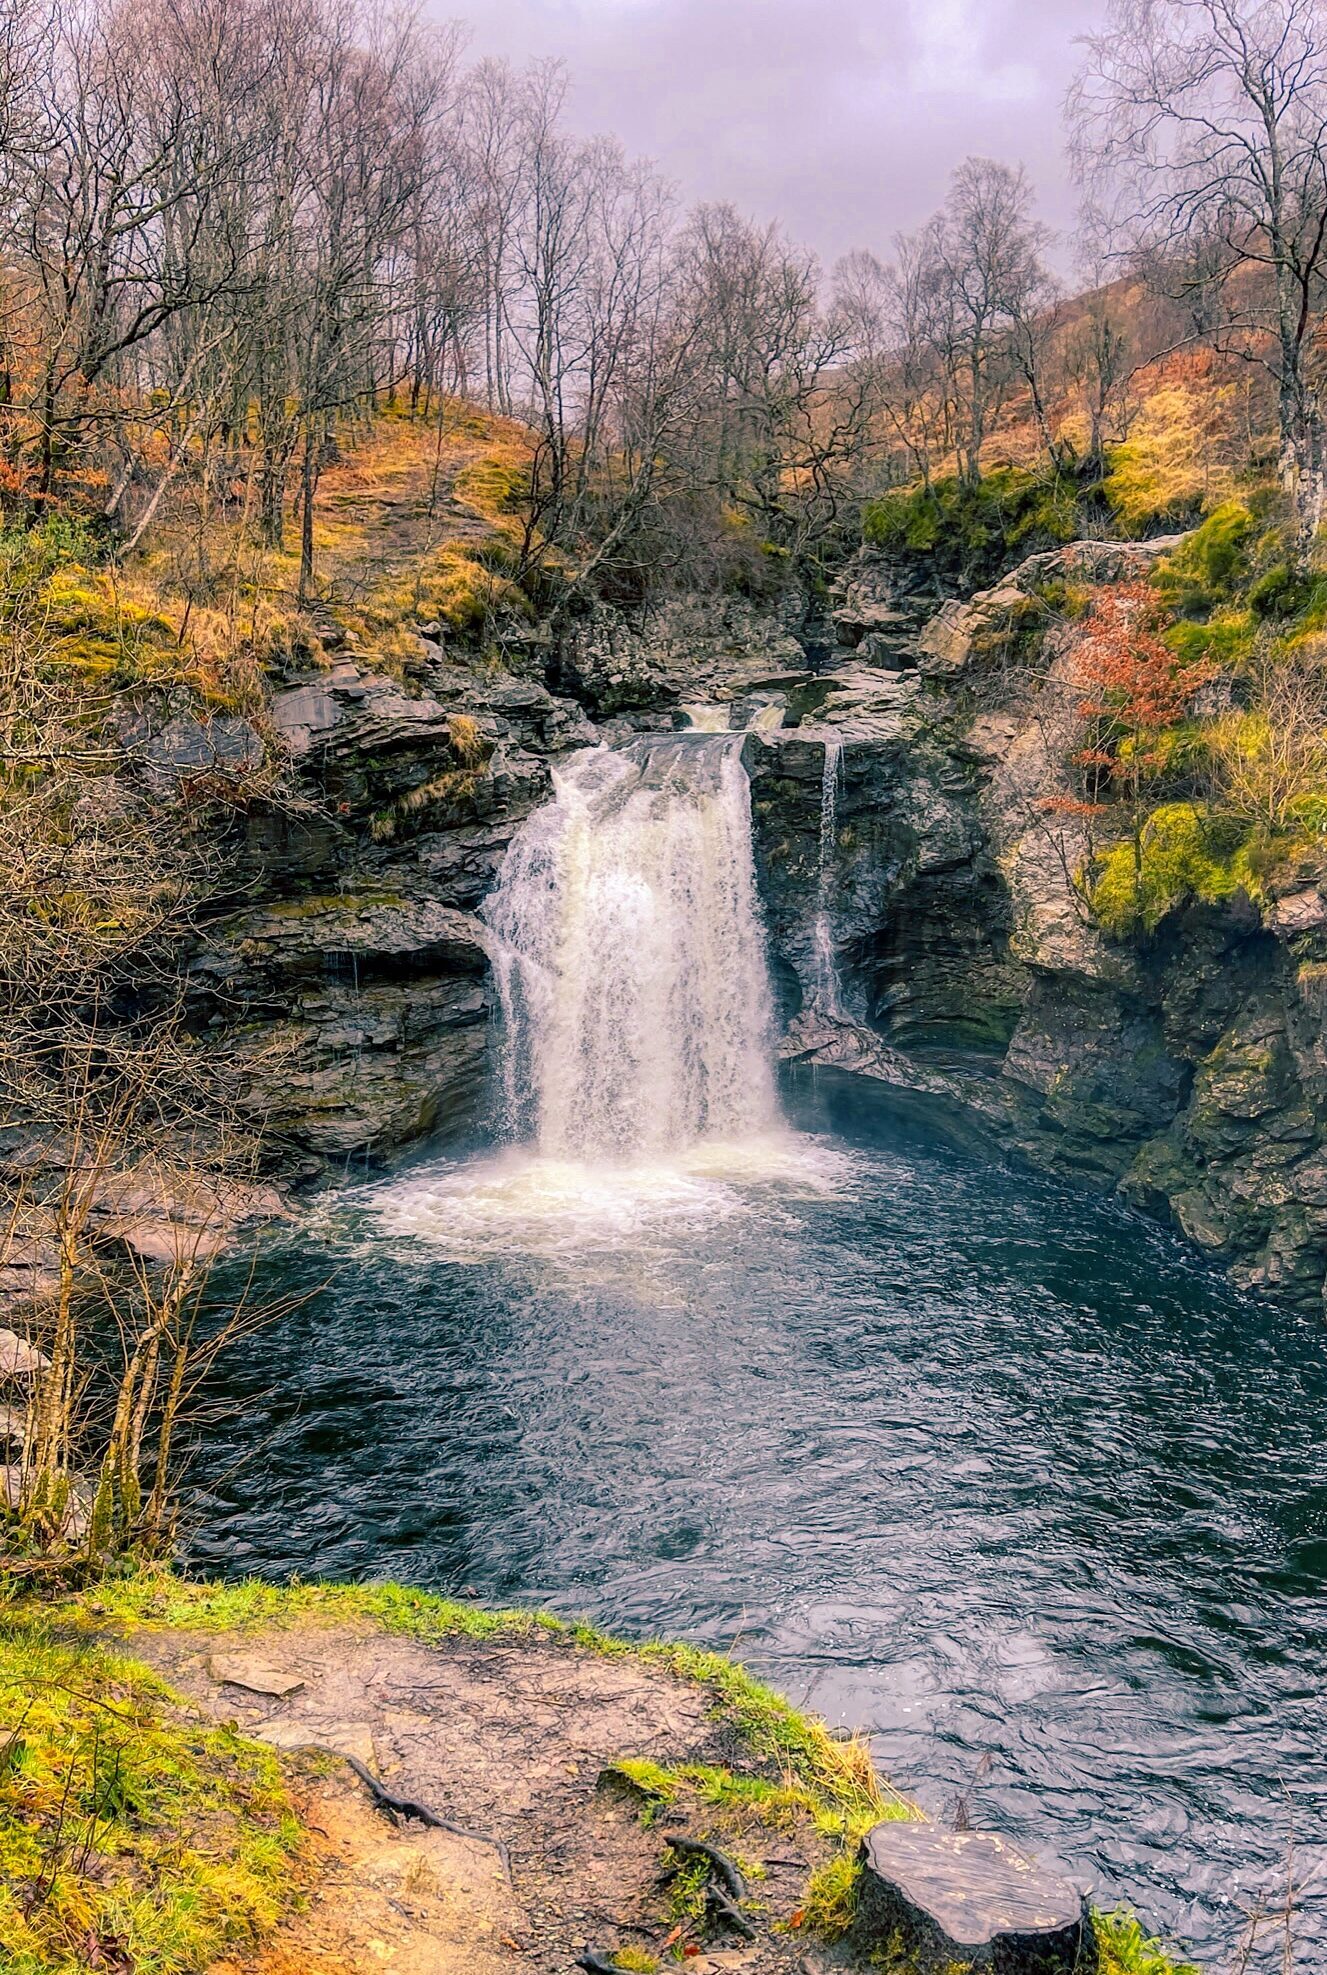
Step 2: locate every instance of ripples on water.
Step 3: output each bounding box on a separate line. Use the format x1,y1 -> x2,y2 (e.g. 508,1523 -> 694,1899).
188,1071 -> 1327,1967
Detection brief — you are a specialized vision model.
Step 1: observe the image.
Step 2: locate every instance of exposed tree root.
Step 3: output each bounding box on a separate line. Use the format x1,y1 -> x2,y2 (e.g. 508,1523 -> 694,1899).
707,1881 -> 757,1939
328,1748 -> 514,1882
665,1832 -> 747,1900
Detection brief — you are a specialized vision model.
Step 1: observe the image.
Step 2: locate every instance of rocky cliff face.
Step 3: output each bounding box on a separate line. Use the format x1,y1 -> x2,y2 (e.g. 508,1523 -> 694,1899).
208,549 -> 1327,1314
190,650 -> 596,1168
780,538 -> 1327,1314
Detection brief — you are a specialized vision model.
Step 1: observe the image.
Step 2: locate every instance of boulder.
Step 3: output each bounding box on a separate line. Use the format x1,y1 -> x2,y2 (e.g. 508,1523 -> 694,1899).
916,598 -> 975,677
856,1821 -> 1093,1973
0,1327 -> 50,1379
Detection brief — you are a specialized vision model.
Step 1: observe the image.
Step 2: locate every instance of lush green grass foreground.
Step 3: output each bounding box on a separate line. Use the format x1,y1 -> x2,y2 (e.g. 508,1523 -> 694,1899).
0,1568 -> 1197,1974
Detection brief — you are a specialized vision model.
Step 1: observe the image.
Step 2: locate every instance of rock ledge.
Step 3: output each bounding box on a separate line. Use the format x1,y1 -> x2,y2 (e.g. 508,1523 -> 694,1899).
857,1820 -> 1093,1972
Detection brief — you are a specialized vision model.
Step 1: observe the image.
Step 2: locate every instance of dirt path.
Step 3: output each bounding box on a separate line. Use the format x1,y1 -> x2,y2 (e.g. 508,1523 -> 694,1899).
130,1619 -> 838,1975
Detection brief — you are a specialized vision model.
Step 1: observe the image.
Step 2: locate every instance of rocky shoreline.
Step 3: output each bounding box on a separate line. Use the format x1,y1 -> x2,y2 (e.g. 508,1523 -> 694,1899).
10,1569 -> 1160,1975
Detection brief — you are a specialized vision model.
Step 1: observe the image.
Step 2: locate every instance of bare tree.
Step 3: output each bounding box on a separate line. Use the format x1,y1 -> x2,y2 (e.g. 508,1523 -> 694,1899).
1071,0 -> 1327,549
909,158 -> 1055,487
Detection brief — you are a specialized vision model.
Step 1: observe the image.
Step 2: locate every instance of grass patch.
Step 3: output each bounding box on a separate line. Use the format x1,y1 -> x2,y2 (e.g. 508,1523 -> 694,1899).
798,1847 -> 862,1940
0,1609 -> 301,1974
1095,1907 -> 1201,1975
63,1567 -> 544,1643
10,1570 -> 1201,1975
566,1617 -> 914,1822
41,1567 -> 912,1818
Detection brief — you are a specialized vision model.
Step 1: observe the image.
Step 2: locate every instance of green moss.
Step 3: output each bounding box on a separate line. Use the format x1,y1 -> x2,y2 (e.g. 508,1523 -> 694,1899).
862,466 -> 1092,592
0,1612 -> 301,1974
604,1756 -> 680,1803
1089,802 -> 1259,935
1152,502 -> 1256,618
1162,609 -> 1255,669
663,1845 -> 711,1929
605,1951 -> 657,1973
66,1567 -> 539,1643
1247,560 -> 1311,620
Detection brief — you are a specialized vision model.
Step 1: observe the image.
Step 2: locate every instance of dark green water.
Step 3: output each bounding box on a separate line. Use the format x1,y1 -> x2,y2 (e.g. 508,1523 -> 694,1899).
189,1075 -> 1327,1966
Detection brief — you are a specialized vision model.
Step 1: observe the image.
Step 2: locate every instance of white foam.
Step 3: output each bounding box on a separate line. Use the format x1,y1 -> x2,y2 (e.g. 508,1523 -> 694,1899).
359,1133 -> 860,1264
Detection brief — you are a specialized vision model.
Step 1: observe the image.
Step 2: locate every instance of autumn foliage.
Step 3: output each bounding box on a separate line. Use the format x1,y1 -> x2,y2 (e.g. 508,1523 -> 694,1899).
1071,582 -> 1216,802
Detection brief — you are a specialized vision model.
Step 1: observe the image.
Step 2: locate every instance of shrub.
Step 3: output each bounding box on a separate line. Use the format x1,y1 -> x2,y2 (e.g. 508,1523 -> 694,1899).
1090,801 -> 1258,934
1206,650 -> 1327,830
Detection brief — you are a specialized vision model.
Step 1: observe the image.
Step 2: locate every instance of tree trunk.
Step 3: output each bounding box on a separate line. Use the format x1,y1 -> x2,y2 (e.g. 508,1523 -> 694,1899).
299,417 -> 320,602
1282,380 -> 1326,558
259,427 -> 286,548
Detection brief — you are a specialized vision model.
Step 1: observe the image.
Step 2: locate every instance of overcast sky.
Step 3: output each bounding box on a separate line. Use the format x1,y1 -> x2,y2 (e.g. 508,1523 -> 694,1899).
440,0 -> 1109,272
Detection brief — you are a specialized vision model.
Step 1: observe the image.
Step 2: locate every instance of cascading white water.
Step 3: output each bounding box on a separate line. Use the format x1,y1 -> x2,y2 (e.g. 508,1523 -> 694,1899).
810,735 -> 844,1017
482,735 -> 780,1159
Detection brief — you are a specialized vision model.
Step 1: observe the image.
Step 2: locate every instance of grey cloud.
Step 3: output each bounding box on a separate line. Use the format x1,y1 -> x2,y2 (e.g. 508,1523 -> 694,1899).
439,0 -> 1108,269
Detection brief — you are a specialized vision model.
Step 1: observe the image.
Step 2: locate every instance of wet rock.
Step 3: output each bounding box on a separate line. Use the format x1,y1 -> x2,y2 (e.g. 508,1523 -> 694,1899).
190,895 -> 492,1159
856,1821 -> 1093,1973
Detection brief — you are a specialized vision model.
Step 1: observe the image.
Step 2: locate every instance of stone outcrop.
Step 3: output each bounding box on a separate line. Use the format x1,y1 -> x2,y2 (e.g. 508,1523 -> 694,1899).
191,893 -> 491,1161
742,532 -> 1327,1313
745,670 -> 1024,1043
191,655 -> 602,1168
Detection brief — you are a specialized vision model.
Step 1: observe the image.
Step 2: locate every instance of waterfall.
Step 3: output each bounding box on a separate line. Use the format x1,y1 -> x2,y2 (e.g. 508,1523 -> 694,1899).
482,736 -> 779,1159
810,736 -> 844,1017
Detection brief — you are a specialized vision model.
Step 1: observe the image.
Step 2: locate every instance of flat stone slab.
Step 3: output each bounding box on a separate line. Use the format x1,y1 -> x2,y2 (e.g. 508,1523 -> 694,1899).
859,1822 -> 1092,1972
210,1653 -> 306,1698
